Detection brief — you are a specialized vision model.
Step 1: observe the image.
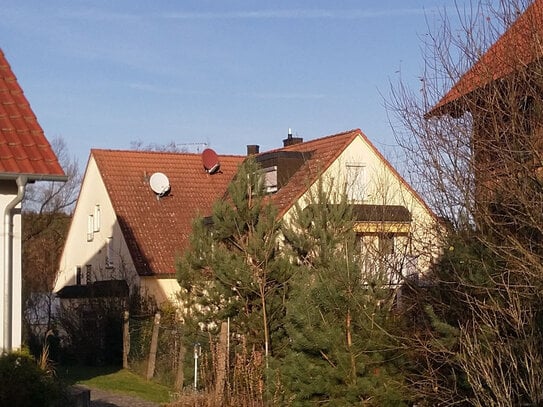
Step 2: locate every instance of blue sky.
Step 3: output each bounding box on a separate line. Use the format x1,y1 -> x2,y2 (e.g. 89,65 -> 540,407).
2,1 -> 469,168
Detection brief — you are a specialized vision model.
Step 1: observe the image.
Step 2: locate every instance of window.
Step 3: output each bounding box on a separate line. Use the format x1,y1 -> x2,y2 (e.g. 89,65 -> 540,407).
259,166 -> 278,194
93,205 -> 101,232
346,163 -> 366,201
106,237 -> 114,268
87,215 -> 94,242
379,234 -> 395,256
76,266 -> 82,285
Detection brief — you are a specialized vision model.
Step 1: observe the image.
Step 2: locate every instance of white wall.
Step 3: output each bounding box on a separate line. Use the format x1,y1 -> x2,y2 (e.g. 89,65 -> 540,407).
0,180 -> 23,351
283,134 -> 442,276
55,157 -> 141,294
54,156 -> 182,306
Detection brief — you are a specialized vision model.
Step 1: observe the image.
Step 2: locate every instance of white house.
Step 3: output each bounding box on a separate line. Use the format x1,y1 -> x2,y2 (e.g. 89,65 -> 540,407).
0,49 -> 66,351
54,149 -> 244,305
54,129 -> 441,306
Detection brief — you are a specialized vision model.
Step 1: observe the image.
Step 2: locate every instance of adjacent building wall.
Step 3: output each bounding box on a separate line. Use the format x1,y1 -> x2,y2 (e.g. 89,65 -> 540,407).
0,180 -> 23,350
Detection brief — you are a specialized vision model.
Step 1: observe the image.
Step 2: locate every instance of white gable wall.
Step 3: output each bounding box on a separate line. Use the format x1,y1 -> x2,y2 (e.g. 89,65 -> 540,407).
54,156 -> 140,294
140,277 -> 182,305
283,134 -> 442,277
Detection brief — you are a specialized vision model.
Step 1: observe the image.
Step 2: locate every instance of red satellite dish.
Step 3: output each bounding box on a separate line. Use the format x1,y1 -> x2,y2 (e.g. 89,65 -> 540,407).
202,148 -> 221,174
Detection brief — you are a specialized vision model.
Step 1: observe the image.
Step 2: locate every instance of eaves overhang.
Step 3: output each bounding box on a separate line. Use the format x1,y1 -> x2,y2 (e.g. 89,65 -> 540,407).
0,172 -> 68,182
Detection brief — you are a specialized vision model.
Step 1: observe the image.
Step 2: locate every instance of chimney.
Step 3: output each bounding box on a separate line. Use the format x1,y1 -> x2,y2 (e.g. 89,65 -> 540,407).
247,144 -> 260,155
283,128 -> 303,147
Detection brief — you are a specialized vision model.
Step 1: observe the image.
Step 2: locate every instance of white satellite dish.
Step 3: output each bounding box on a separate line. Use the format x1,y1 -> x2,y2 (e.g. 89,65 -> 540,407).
149,172 -> 171,196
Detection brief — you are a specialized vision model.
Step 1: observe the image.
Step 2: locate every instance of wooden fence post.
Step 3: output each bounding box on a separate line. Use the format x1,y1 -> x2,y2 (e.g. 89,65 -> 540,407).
214,321 -> 228,405
174,332 -> 186,391
146,312 -> 161,380
122,310 -> 130,369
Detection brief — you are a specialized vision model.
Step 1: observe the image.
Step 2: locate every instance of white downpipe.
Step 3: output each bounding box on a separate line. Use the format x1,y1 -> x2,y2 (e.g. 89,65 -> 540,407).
3,175 -> 27,352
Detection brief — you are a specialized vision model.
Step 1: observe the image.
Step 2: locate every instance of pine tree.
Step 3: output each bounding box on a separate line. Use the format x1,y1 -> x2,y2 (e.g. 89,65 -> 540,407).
279,180 -> 409,406
177,157 -> 292,361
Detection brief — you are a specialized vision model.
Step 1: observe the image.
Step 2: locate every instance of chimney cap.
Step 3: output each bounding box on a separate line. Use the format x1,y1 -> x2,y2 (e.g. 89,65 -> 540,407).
283,128 -> 303,147
247,144 -> 260,155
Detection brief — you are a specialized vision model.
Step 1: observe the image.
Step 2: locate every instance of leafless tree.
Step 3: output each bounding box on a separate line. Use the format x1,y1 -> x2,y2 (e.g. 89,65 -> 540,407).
22,136 -> 81,349
129,139 -> 205,153
388,0 -> 543,405
23,136 -> 80,214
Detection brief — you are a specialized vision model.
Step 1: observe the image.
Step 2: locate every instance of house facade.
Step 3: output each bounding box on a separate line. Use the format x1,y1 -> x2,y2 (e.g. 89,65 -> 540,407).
55,129 -> 441,306
54,149 -> 244,305
269,130 -> 441,285
0,49 -> 66,351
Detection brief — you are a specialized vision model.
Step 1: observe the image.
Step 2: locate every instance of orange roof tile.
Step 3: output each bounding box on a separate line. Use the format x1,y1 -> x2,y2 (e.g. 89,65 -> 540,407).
428,0 -> 543,117
92,149 -> 244,276
0,49 -> 65,179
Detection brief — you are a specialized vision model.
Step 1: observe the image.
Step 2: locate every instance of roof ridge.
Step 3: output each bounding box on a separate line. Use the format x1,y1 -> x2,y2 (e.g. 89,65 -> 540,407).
264,128 -> 361,154
91,148 -> 244,158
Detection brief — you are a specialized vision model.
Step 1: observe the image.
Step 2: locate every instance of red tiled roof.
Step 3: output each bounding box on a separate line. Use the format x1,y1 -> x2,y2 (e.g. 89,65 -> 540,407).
428,0 -> 543,117
266,129 -> 359,217
92,129 -> 434,277
0,49 -> 65,179
92,149 -> 244,276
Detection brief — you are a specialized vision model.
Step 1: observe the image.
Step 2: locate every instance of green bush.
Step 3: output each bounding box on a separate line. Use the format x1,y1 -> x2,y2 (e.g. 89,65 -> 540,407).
0,350 -> 68,407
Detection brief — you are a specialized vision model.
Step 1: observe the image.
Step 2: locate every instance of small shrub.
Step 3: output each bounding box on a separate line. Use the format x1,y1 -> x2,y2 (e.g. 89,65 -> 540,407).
0,350 -> 68,407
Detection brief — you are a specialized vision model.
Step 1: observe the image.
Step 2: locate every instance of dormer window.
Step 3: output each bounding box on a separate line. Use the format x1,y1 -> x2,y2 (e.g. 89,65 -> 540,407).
260,166 -> 278,194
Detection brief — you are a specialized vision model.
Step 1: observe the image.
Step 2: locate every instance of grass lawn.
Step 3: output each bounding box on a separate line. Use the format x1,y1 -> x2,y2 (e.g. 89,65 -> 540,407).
60,365 -> 172,404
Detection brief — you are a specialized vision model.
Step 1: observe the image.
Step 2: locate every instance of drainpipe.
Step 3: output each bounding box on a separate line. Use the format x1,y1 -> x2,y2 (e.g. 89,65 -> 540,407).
3,175 -> 27,352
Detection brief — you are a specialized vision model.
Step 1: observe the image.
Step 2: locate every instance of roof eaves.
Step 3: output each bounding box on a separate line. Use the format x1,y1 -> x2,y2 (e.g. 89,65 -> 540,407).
426,0 -> 543,118
0,172 -> 68,182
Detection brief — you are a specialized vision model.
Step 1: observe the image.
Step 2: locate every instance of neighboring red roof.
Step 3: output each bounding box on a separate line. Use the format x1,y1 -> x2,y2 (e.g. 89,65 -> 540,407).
428,0 -> 543,116
0,49 -> 65,179
91,149 -> 244,276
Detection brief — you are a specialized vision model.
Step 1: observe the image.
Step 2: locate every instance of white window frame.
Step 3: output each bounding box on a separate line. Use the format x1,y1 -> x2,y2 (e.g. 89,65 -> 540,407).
346,162 -> 366,202
87,215 -> 94,242
93,204 -> 101,232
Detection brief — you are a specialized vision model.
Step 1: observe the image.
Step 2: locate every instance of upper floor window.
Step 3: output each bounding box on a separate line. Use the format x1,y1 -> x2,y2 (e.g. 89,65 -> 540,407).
379,233 -> 395,256
87,215 -> 94,242
93,205 -> 101,232
346,163 -> 366,201
259,166 -> 278,194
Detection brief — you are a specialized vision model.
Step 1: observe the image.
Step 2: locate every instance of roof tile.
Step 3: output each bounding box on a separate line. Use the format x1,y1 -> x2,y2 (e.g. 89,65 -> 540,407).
92,149 -> 244,276
429,0 -> 543,116
0,49 -> 65,178
265,129 -> 359,216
